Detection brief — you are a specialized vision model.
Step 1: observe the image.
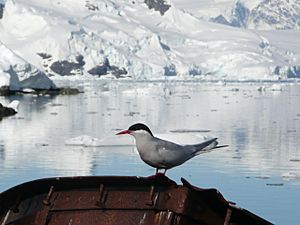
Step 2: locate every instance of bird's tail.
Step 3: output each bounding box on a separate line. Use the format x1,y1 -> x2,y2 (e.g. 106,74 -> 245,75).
193,138 -> 228,155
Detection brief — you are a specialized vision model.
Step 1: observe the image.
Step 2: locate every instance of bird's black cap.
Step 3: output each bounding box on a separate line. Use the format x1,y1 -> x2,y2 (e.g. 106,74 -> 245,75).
128,123 -> 154,136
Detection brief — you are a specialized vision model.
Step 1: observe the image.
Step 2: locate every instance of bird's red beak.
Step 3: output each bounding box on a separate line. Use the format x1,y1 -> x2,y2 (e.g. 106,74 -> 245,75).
116,130 -> 131,135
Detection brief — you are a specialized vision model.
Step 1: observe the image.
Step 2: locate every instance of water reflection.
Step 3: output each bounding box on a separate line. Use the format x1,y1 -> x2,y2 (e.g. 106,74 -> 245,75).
1,82 -> 300,180
0,141 -> 5,163
1,82 -> 300,224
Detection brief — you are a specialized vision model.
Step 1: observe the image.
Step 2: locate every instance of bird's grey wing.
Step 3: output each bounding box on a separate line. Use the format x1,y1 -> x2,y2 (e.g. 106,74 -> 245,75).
153,137 -> 196,166
152,137 -> 185,162
154,137 -> 183,152
188,138 -> 219,155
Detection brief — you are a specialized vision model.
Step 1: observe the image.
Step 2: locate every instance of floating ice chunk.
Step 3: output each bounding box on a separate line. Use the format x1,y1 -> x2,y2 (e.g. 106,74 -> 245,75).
22,88 -> 35,93
281,171 -> 300,180
65,135 -> 102,146
101,135 -> 135,146
65,135 -> 135,147
270,84 -> 282,91
257,86 -> 266,92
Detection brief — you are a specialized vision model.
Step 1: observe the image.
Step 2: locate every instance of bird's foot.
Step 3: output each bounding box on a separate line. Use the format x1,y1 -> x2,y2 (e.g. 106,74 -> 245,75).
155,172 -> 166,177
147,172 -> 166,180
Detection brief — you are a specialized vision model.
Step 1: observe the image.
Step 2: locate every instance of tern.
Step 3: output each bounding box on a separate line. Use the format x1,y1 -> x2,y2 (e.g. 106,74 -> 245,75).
116,123 -> 228,175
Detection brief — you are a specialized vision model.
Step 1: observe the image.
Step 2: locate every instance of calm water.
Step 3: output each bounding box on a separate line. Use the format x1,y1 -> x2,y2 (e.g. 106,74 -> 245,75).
1,81 -> 300,224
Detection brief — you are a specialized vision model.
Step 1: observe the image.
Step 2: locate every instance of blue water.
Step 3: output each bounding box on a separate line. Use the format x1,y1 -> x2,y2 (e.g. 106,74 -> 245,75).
1,81 -> 300,224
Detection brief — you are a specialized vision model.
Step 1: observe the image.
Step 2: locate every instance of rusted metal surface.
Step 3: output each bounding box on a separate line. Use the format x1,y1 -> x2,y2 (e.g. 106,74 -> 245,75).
224,208 -> 232,225
0,175 -> 273,225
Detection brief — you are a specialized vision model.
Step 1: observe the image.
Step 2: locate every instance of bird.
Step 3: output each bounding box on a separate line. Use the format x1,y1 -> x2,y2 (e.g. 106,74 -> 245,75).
116,123 -> 228,175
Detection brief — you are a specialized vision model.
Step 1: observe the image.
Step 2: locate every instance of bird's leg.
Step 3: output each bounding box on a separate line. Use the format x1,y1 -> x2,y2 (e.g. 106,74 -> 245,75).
163,169 -> 167,175
154,168 -> 167,177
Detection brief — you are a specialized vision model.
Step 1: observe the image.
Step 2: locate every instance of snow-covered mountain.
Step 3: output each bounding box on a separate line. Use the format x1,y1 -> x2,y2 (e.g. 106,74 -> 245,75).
175,0 -> 300,30
0,0 -> 300,89
248,0 -> 300,30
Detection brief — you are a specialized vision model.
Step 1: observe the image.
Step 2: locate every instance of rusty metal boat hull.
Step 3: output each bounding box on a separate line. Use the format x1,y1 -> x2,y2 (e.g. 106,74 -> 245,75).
0,175 -> 273,225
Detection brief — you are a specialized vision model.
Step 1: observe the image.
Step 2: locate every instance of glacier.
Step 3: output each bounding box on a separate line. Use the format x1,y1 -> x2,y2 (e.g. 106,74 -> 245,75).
0,0 -> 300,90
0,41 -> 55,91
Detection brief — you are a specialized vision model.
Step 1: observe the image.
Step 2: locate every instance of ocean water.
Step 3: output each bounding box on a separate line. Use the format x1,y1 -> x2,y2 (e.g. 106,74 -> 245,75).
1,81 -> 300,224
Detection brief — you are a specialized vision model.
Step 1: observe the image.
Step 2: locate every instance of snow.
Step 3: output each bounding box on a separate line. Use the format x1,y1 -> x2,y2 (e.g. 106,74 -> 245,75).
0,0 -> 300,87
7,100 -> 19,112
2,0 -> 48,38
1,99 -> 19,112
0,42 -> 21,90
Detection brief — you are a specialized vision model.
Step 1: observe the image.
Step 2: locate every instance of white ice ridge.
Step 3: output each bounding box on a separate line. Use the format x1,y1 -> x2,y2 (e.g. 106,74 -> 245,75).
0,41 -> 55,90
